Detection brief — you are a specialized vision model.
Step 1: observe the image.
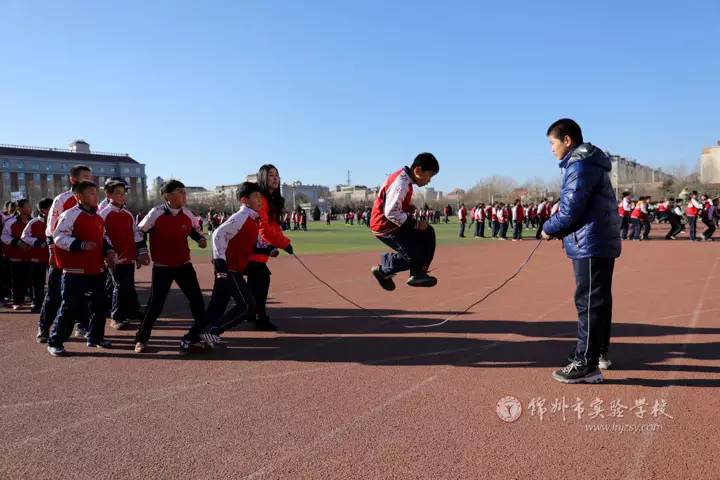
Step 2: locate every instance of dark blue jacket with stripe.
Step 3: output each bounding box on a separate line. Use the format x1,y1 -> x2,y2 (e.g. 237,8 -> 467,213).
542,143 -> 622,260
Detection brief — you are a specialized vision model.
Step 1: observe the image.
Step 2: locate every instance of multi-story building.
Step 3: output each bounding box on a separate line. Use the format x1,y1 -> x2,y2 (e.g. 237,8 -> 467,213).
608,153 -> 673,195
281,181 -> 330,208
0,140 -> 147,207
331,184 -> 376,204
700,141 -> 720,184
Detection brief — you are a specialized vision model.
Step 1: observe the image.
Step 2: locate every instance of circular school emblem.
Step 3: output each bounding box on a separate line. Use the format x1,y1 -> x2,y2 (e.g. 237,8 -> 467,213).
496,396 -> 522,423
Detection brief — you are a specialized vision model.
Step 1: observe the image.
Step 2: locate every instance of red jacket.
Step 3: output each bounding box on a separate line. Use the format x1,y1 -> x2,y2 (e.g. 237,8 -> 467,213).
53,205 -> 108,275
46,190 -> 78,267
458,206 -> 467,222
100,204 -> 146,264
1,215 -> 30,261
212,206 -> 260,272
686,198 -> 702,217
21,217 -> 49,263
139,204 -> 204,268
370,167 -> 415,236
631,204 -> 648,220
249,196 -> 291,264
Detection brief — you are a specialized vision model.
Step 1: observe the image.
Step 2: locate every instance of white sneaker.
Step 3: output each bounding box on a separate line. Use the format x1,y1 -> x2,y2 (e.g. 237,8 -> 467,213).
598,354 -> 612,370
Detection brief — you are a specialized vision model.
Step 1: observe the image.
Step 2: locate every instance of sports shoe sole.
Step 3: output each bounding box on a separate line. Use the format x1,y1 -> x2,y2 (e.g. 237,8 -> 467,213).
370,266 -> 396,291
406,277 -> 438,288
551,370 -> 604,384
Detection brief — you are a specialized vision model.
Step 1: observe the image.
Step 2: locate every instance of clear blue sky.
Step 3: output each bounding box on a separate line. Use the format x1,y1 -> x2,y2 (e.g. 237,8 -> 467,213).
1,0 -> 718,192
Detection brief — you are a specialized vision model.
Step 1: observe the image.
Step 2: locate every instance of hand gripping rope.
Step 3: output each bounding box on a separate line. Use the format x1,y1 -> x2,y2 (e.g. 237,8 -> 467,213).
290,239 -> 544,329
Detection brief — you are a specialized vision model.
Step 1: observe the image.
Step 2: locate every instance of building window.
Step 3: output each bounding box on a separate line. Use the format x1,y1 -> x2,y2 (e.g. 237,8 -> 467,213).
46,163 -> 51,171
135,167 -> 141,174
46,174 -> 53,182
100,166 -> 105,173
33,163 -> 39,170
17,161 -> 24,169
123,167 -> 130,174
1,160 -> 8,168
18,172 -> 25,182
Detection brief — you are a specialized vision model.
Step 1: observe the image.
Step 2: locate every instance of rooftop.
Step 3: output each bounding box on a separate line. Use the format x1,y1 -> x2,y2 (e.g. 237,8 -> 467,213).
0,143 -> 139,164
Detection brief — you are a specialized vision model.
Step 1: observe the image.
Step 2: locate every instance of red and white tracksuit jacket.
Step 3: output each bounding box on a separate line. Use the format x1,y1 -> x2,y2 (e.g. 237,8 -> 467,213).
512,205 -> 525,223
21,216 -> 50,264
138,204 -> 204,268
100,204 -> 146,264
458,206 -> 467,223
686,198 -> 702,217
631,202 -> 648,220
53,205 -> 110,275
46,190 -> 78,267
370,166 -> 415,236
211,206 -> 260,273
1,215 -> 30,262
474,207 -> 485,222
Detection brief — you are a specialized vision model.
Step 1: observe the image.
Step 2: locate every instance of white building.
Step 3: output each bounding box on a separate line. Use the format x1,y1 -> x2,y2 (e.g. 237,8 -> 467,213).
700,141 -> 720,184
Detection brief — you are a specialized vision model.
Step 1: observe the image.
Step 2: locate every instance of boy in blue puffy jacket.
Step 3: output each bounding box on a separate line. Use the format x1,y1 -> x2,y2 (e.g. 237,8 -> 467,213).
541,118 -> 621,384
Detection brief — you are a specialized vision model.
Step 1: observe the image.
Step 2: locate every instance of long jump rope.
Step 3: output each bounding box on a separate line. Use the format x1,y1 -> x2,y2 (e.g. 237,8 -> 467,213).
290,238 -> 544,329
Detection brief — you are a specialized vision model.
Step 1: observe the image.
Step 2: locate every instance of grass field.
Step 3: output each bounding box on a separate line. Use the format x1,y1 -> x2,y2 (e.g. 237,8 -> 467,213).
190,220 -> 540,256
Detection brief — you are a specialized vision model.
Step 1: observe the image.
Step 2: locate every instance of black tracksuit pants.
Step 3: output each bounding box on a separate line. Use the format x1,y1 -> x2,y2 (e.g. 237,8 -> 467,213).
109,263 -> 141,322
206,271 -> 257,335
571,257 -> 615,368
29,261 -> 47,308
135,263 -> 206,344
9,261 -> 30,305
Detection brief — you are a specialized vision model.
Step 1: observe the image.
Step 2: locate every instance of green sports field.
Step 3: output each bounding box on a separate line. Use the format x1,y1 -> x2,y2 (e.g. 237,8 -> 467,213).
190,220 -> 539,256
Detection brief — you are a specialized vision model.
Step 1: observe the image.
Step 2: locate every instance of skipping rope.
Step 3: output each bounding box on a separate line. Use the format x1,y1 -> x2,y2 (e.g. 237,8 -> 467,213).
291,238 -> 544,329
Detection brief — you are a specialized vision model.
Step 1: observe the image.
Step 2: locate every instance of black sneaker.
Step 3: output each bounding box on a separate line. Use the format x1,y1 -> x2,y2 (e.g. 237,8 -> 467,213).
253,318 -> 278,332
406,274 -> 438,288
552,360 -> 603,384
371,266 -> 396,291
86,339 -> 112,349
36,328 -> 49,344
179,338 -> 211,355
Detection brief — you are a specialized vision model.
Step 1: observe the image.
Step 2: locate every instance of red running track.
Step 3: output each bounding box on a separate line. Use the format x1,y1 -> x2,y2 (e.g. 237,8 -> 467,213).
1,230 -> 719,479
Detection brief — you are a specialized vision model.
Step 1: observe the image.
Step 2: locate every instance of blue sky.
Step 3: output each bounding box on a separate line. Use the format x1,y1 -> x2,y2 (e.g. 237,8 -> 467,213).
1,0 -> 718,192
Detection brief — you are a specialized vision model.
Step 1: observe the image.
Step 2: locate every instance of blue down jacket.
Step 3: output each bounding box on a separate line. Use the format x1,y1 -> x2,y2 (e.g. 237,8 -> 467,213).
542,143 -> 621,259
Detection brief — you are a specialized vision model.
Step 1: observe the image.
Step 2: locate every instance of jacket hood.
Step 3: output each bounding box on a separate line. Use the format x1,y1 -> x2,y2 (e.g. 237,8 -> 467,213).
561,143 -> 612,172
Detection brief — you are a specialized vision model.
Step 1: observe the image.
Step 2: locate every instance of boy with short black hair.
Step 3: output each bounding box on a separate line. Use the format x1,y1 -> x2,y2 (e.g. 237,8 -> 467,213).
542,118 -> 621,384
99,180 -> 149,330
21,197 -> 53,315
40,164 -> 93,340
369,153 -> 440,290
47,181 -> 117,356
1,198 -> 33,310
201,182 -> 279,346
134,179 -> 209,354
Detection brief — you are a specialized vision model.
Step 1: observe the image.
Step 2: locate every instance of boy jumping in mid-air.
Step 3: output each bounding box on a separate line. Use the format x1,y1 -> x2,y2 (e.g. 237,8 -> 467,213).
369,153 -> 439,290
